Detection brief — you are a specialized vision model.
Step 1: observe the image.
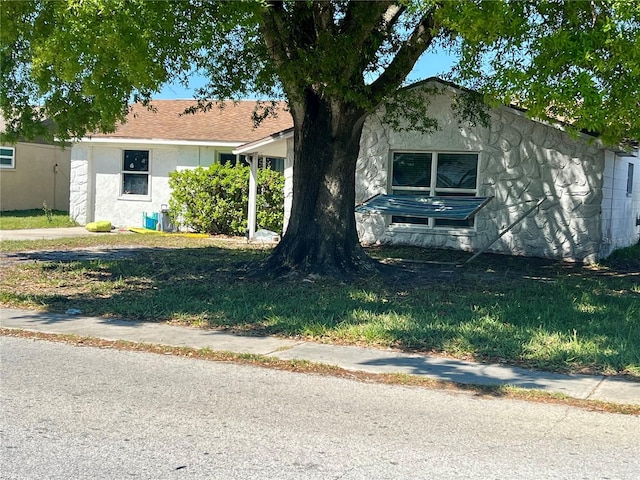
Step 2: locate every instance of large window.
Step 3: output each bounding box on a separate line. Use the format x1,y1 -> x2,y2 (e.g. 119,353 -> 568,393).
0,146 -> 15,169
391,151 -> 479,227
122,150 -> 149,195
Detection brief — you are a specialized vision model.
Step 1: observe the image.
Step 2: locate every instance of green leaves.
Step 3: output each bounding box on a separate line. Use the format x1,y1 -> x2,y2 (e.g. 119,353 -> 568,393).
444,0 -> 640,146
168,163 -> 285,235
2,1 -> 638,147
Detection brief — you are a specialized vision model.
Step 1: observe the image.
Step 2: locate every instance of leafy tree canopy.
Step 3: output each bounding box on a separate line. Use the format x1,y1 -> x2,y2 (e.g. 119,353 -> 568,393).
2,1 -> 638,147
443,0 -> 640,146
2,1 -> 640,279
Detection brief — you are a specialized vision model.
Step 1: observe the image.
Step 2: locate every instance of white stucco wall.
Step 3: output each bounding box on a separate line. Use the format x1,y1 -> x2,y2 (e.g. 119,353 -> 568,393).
282,137 -> 295,233
354,83 -> 607,262
601,150 -> 640,256
69,143 -> 224,227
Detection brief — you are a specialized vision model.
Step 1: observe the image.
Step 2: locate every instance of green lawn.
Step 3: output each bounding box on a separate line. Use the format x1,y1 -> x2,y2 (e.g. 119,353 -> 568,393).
0,235 -> 638,378
0,209 -> 77,229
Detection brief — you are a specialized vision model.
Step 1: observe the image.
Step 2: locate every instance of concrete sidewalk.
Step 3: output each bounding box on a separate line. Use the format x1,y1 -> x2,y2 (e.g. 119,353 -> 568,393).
1,307 -> 638,405
0,227 -> 100,241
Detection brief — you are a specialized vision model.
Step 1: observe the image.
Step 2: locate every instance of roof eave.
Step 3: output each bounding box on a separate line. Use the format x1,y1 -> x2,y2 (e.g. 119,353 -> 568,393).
75,137 -> 244,148
232,127 -> 294,155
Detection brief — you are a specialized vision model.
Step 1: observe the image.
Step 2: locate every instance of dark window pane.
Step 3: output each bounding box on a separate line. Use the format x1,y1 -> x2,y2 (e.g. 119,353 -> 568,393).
123,173 -> 148,195
124,150 -> 149,172
0,148 -> 14,156
392,153 -> 431,187
628,163 -> 634,195
434,218 -> 474,227
0,157 -> 12,166
220,153 -> 237,166
391,215 -> 430,225
436,153 -> 477,189
266,157 -> 285,173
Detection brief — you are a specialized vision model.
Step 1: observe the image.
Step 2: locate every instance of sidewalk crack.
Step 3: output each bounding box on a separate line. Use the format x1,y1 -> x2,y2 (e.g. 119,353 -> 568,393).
585,376 -> 606,400
265,341 -> 305,356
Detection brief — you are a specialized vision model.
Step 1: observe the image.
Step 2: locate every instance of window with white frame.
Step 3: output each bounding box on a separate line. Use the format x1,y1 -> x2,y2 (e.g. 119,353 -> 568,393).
0,146 -> 15,169
122,150 -> 149,195
390,151 -> 479,227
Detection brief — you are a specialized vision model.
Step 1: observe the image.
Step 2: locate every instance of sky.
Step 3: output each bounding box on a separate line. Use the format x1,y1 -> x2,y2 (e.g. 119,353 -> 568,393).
155,50 -> 458,100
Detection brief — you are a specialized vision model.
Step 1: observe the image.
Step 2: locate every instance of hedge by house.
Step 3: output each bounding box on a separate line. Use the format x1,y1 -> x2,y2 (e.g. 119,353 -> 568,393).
168,164 -> 285,235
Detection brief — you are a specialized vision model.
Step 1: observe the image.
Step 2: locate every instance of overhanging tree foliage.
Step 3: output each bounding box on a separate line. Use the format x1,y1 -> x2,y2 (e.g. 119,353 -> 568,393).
2,1 -> 639,277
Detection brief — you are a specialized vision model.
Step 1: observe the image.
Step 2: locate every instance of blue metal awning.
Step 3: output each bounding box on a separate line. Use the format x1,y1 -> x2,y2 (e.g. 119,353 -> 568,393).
355,194 -> 494,220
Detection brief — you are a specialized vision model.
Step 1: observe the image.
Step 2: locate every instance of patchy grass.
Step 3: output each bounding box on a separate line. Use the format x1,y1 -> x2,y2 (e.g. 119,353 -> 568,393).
0,209 -> 77,229
0,235 -> 638,378
0,232 -> 252,252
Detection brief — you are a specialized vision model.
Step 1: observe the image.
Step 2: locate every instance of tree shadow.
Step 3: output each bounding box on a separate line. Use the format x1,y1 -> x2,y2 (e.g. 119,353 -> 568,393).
4,245 -> 638,376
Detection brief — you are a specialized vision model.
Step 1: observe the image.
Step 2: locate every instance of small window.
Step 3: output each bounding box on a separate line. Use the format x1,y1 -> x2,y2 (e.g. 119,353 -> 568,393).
265,157 -> 285,174
122,150 -> 149,195
627,163 -> 634,196
0,146 -> 15,169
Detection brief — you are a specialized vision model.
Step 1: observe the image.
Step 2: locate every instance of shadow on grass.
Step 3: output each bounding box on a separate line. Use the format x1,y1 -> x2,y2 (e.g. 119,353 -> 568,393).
2,245 -> 639,376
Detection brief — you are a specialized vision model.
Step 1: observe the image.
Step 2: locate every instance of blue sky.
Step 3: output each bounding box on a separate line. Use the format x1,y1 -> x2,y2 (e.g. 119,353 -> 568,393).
156,50 -> 458,99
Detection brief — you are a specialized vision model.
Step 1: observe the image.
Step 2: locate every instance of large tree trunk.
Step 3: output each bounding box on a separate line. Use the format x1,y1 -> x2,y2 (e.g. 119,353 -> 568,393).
262,91 -> 376,278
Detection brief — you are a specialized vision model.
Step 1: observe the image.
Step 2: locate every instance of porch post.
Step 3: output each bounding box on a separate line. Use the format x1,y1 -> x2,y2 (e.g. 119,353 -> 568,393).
247,153 -> 258,240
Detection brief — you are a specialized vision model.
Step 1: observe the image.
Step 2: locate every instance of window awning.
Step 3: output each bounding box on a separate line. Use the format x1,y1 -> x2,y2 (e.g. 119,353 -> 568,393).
355,194 -> 494,220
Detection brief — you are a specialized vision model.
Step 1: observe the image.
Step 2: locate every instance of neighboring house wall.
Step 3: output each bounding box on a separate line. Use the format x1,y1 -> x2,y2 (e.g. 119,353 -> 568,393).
1,142 -> 70,211
601,150 -> 640,256
354,84 -> 607,262
70,143 -> 230,226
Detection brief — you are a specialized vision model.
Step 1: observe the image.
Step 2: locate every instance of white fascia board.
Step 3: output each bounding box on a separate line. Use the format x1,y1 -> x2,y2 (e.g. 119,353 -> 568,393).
75,137 -> 243,148
232,129 -> 293,155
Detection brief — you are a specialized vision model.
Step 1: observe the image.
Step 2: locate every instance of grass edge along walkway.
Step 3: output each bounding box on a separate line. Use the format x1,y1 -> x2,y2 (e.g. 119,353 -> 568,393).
1,328 -> 638,415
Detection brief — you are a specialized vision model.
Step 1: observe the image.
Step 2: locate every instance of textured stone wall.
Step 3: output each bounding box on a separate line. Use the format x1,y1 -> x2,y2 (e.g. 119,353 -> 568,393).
69,146 -> 89,225
355,83 -> 606,262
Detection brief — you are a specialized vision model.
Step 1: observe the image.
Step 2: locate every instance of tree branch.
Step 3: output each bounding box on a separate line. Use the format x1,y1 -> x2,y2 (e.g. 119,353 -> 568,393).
311,0 -> 335,36
368,8 -> 439,101
260,1 -> 292,67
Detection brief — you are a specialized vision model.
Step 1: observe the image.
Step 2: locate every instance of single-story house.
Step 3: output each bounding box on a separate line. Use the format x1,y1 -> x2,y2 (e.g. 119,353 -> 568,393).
69,79 -> 639,262
1,117 -> 71,212
69,101 -> 293,228
239,78 -> 640,262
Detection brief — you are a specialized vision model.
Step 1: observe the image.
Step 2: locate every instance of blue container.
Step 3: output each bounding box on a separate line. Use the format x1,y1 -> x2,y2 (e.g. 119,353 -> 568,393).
143,212 -> 158,230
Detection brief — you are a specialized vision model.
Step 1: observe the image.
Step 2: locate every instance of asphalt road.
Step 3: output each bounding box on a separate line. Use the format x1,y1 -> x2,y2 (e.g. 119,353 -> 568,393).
2,337 -> 639,480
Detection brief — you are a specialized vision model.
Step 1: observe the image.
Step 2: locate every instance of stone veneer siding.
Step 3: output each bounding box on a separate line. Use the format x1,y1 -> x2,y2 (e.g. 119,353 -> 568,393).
355,85 -> 605,262
69,146 -> 90,225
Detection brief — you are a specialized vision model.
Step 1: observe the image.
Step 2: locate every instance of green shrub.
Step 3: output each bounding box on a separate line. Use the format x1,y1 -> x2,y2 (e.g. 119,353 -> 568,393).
256,167 -> 286,233
168,164 -> 284,235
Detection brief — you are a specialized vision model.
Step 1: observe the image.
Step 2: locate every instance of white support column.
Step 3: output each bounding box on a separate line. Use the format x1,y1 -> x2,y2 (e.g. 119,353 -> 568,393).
247,153 -> 258,240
